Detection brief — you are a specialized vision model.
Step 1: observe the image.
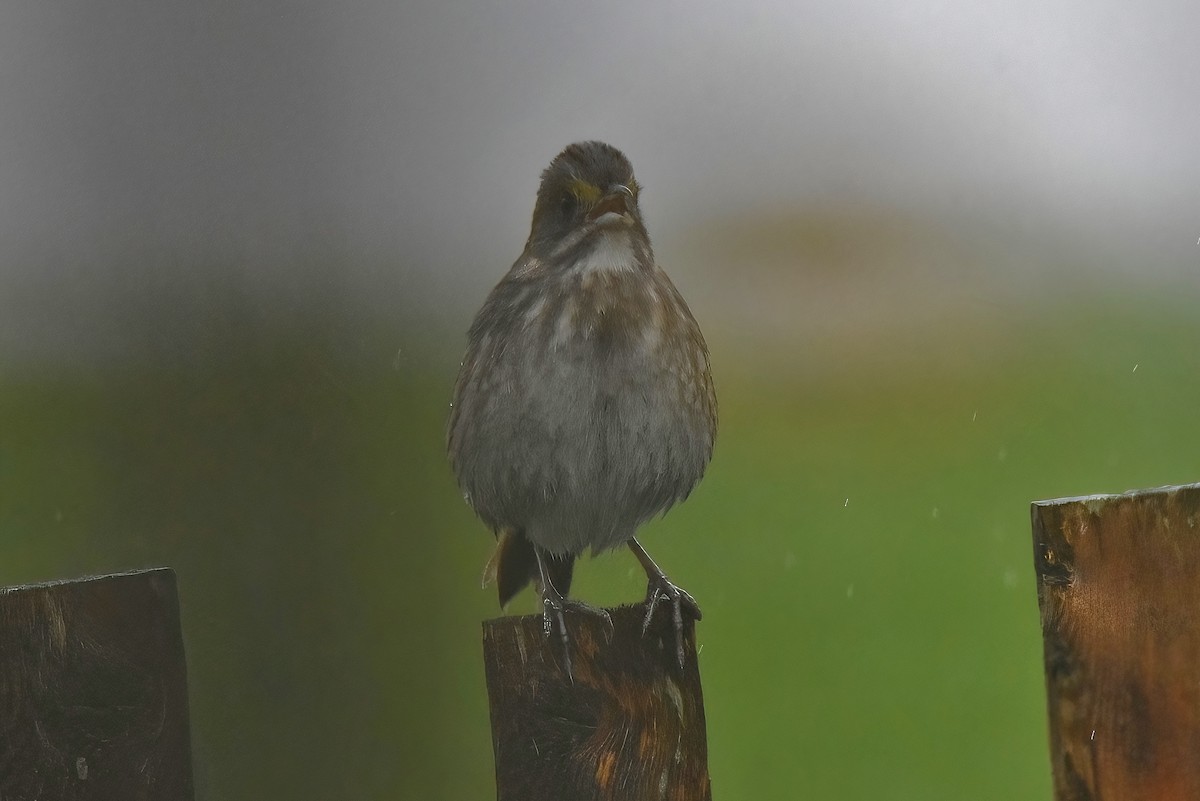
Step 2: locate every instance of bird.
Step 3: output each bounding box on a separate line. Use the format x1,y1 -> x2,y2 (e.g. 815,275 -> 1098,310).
447,141 -> 717,677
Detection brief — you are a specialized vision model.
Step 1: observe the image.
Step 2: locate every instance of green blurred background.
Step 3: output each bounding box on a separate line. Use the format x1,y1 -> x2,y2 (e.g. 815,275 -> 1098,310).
3,2 -> 1199,799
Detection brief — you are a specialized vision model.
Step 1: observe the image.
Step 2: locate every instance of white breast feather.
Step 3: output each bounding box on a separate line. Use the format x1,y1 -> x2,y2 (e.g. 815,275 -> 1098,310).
574,232 -> 636,275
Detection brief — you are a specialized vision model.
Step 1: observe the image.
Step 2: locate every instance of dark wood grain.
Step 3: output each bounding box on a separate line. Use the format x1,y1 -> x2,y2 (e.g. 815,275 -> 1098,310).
0,568 -> 193,801
1033,482 -> 1200,801
483,604 -> 710,801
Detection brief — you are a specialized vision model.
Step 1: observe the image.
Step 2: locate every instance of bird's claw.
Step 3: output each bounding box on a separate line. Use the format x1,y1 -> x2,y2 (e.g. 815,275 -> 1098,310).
540,588 -> 613,682
641,574 -> 702,668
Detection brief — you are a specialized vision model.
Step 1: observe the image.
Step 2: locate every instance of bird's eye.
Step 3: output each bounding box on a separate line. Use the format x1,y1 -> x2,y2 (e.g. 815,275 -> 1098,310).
560,193 -> 575,217
628,179 -> 641,200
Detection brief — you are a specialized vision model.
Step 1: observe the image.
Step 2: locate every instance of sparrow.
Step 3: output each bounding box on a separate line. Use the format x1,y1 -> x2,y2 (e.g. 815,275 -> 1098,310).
447,141 -> 717,677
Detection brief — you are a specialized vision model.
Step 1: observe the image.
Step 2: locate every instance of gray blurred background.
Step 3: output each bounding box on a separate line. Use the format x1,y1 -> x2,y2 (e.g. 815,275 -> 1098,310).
2,2 -> 1198,799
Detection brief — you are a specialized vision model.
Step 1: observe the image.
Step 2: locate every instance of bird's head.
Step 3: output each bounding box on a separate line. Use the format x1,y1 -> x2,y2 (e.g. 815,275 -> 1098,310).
525,141 -> 649,261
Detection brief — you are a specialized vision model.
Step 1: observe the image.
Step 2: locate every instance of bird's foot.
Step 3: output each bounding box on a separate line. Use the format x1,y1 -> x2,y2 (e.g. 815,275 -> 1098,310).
540,582 -> 613,682
642,572 -> 702,668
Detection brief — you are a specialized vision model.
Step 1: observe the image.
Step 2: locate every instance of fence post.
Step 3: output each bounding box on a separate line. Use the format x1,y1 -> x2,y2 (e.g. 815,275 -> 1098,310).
0,568 -> 194,800
1032,482 -> 1200,801
482,604 -> 711,801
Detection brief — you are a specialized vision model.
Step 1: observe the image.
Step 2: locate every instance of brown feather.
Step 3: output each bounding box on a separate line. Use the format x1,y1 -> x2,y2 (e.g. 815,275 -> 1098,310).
485,528 -> 575,608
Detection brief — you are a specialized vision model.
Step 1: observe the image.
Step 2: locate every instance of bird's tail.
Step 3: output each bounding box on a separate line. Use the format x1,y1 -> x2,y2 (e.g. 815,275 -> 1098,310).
483,528 -> 575,608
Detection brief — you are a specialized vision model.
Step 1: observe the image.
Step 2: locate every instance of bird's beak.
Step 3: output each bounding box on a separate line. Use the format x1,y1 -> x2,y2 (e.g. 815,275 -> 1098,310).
586,185 -> 635,222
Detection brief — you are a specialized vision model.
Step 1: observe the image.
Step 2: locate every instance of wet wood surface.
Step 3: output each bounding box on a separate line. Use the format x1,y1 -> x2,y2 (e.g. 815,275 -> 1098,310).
0,568 -> 194,801
483,604 -> 710,801
1033,482 -> 1200,801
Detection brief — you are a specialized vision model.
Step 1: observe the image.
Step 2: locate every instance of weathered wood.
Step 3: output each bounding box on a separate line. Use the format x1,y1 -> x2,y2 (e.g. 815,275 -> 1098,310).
1032,482 -> 1200,801
483,604 -> 710,801
0,568 -> 194,801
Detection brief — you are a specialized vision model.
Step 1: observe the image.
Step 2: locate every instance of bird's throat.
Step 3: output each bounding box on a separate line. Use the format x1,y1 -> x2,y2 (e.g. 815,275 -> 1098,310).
573,231 -> 640,276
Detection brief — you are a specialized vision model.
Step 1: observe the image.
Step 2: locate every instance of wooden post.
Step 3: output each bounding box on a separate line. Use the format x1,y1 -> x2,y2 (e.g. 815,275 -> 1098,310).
1032,482 -> 1200,801
482,604 -> 711,801
0,568 -> 194,801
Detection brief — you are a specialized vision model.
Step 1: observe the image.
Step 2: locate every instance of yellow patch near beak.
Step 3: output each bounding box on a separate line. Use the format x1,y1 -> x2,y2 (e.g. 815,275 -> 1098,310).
569,179 -> 602,204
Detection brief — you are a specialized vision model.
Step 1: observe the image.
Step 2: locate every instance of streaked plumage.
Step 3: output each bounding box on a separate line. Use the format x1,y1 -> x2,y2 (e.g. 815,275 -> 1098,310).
447,141 -> 716,673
